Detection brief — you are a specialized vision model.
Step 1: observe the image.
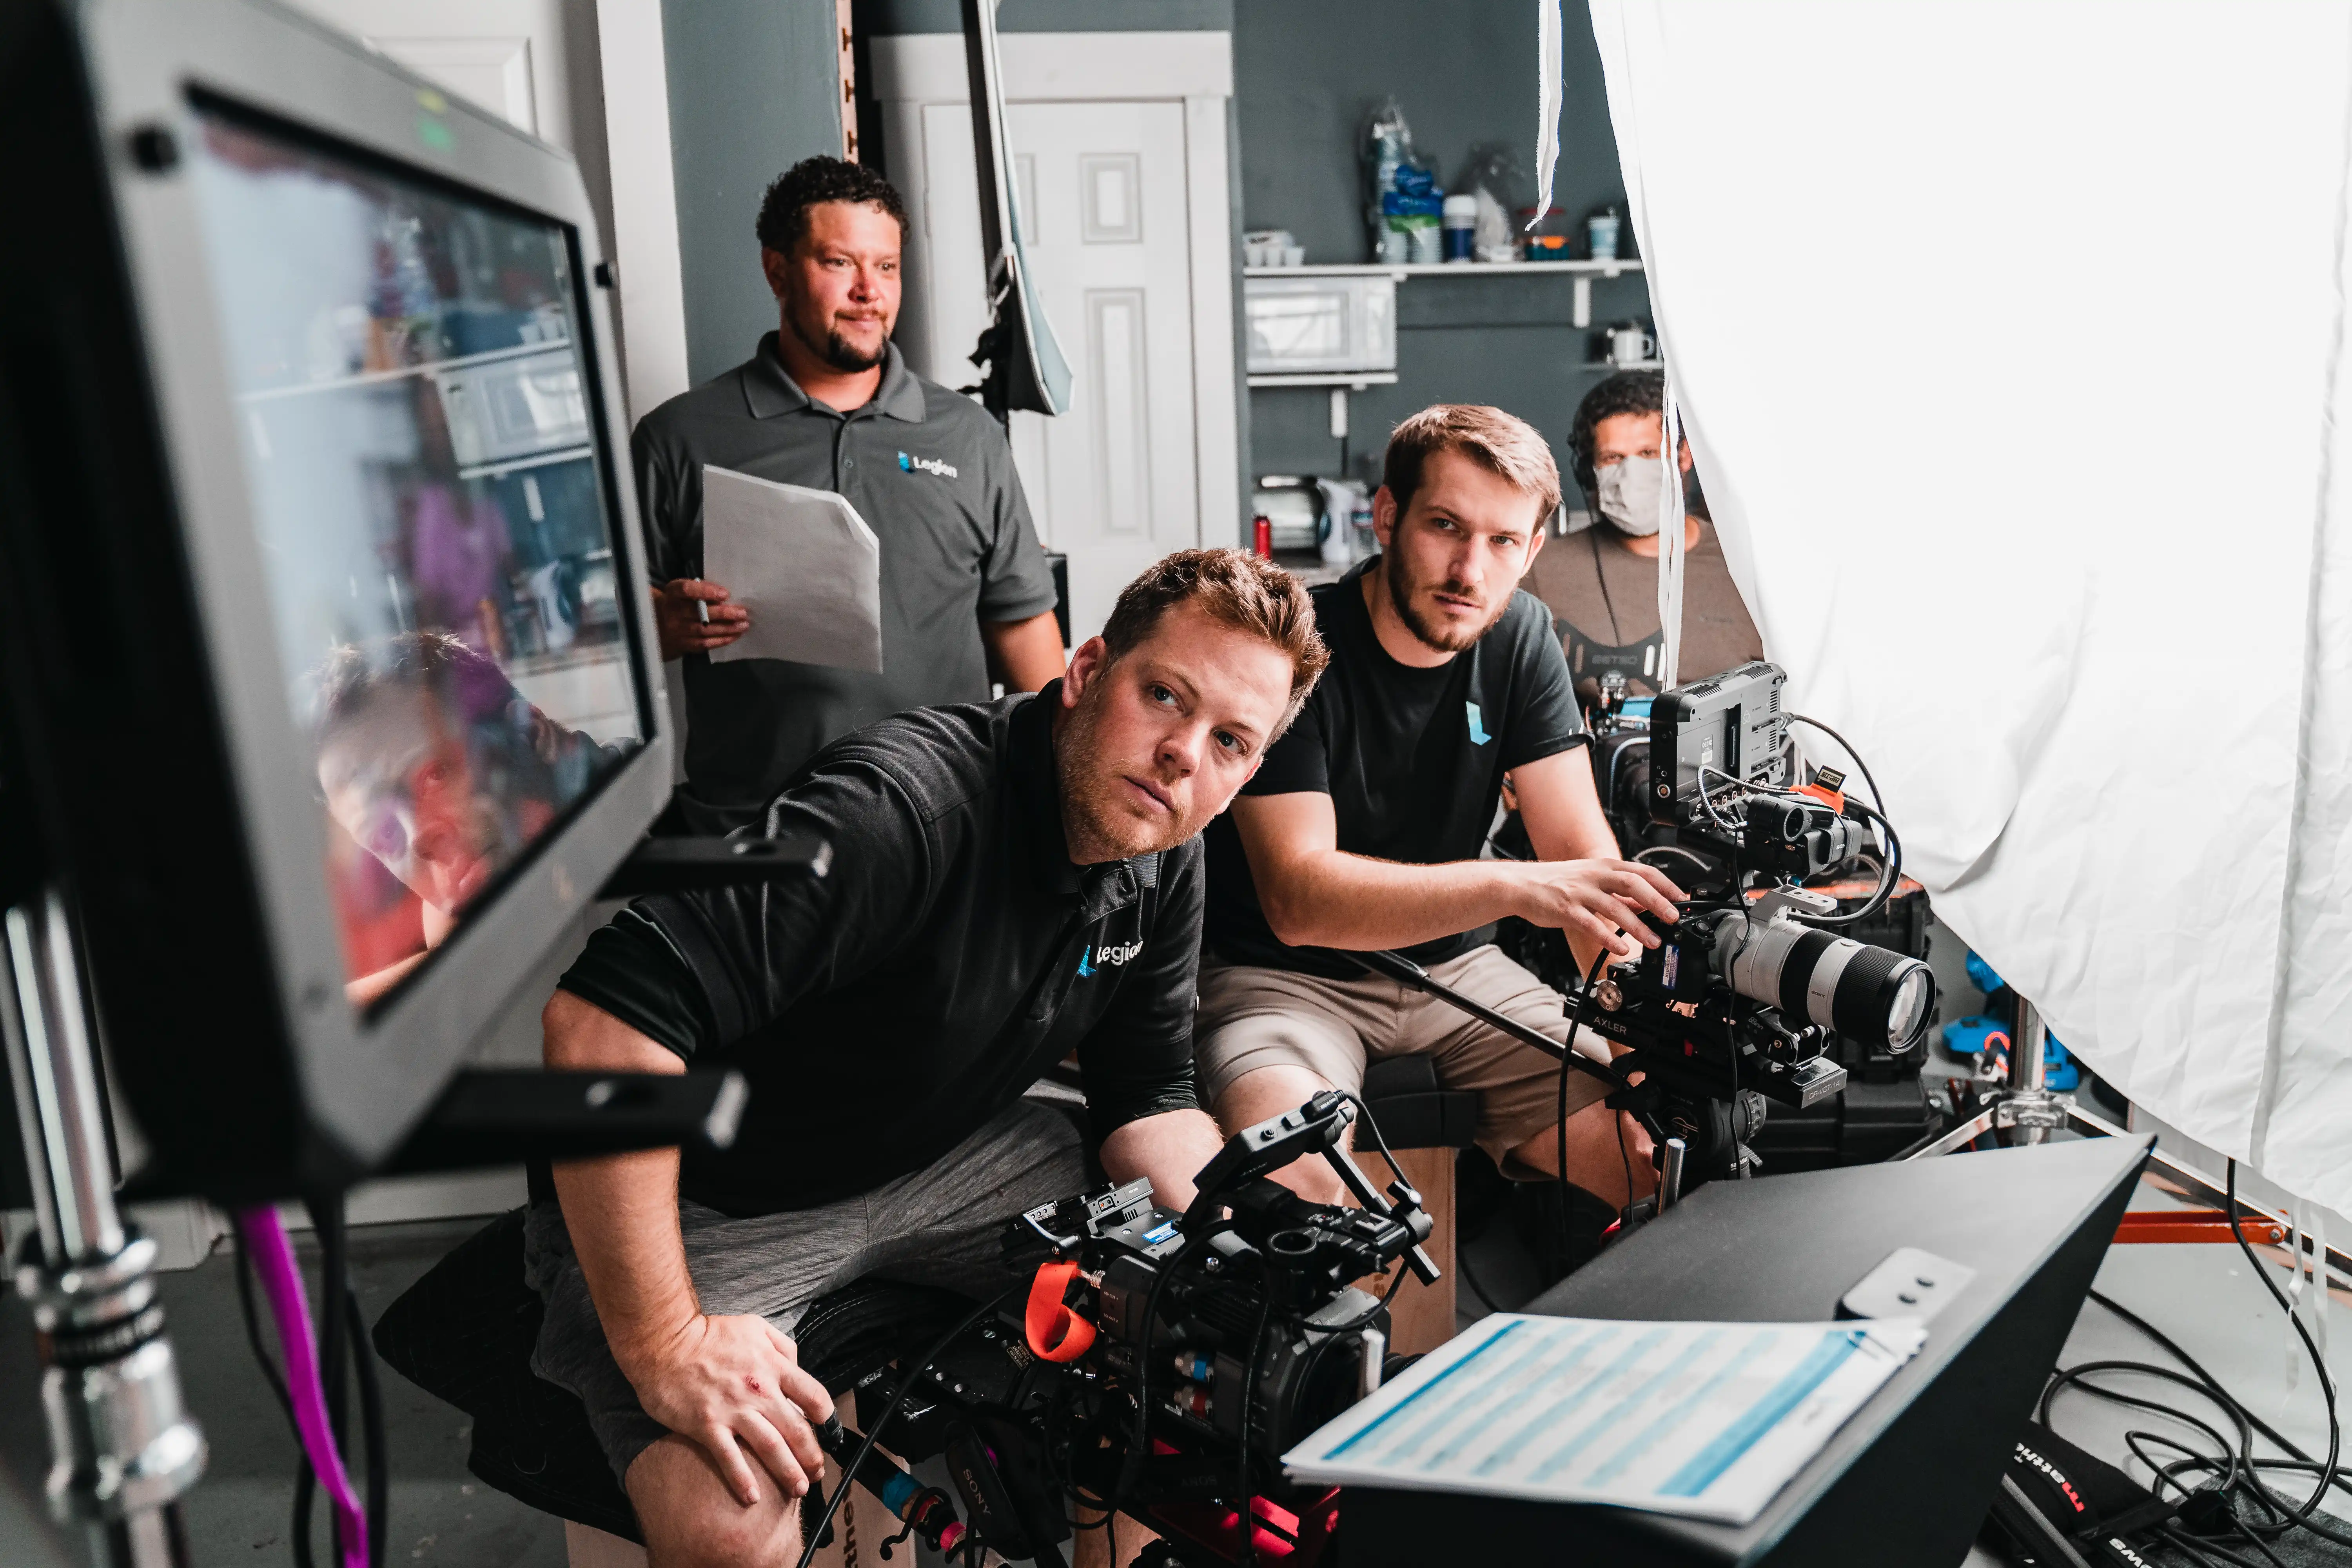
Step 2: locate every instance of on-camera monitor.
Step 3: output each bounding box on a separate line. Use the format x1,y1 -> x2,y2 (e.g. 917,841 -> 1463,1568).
185,100 -> 646,1010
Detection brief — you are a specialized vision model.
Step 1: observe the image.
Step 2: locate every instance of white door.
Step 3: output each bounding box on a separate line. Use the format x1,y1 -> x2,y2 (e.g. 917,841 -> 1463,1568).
279,0 -> 572,140
917,98 -> 1204,642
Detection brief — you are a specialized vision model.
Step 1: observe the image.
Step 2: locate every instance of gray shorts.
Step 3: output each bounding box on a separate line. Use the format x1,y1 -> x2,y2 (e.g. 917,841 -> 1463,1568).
1193,944 -> 1614,1174
524,1098 -> 1089,1485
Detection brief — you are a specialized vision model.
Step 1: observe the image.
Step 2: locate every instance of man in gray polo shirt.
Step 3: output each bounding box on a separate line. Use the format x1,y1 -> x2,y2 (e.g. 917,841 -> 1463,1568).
635,157 -> 1065,832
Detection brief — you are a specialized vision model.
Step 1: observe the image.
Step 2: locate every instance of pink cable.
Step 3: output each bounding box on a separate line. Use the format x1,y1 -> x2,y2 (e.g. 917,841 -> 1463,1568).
234,1206 -> 369,1568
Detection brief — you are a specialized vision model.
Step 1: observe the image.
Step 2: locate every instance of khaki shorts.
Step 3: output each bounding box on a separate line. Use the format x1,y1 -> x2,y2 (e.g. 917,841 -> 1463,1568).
1194,944 -> 1615,1174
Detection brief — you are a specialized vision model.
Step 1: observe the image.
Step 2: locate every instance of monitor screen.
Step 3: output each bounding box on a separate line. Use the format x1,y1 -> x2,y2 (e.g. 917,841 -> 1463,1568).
186,99 -> 646,1010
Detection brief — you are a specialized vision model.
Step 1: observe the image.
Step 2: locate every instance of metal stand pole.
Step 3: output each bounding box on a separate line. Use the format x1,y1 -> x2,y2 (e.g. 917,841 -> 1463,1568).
2002,996 -> 2065,1146
2,891 -> 203,1568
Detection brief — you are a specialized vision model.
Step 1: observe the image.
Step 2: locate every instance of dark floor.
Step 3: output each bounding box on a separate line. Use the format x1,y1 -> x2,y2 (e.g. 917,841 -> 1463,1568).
0,1218 -> 566,1568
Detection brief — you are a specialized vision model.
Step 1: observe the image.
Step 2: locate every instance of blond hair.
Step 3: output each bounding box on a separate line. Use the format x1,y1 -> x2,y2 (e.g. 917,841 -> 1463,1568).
1099,549 -> 1328,730
1381,403 -> 1563,522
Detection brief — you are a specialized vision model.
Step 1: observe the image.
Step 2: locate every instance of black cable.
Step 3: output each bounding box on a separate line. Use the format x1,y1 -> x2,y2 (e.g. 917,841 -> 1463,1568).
1336,1090 -> 1403,1180
795,1287 -> 1016,1568
2088,1290 -> 2352,1513
1786,713 -> 1887,815
312,1196 -> 352,1566
1235,1285 -> 1275,1568
2227,1159 -> 2341,1527
235,1217 -> 323,1568
1784,796 -> 1900,928
1561,946 -> 1610,1260
1115,1237 -> 1204,1526
2042,1278 -> 2352,1563
234,1229 -> 296,1431
1309,1268 -> 1410,1336
344,1284 -> 388,1568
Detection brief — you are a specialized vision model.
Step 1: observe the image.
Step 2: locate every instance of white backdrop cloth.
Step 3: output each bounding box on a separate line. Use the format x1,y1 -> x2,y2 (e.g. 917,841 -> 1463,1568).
1588,0 -> 2352,1210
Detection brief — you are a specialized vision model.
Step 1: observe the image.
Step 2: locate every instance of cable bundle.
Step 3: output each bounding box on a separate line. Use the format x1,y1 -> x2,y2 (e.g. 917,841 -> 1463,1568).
233,1201 -> 386,1568
2039,1161 -> 2347,1566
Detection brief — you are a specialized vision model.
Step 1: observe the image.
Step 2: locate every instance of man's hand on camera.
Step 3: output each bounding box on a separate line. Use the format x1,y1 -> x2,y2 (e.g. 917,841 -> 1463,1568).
652,578 -> 750,659
617,1312 -> 834,1507
1513,859 -> 1684,960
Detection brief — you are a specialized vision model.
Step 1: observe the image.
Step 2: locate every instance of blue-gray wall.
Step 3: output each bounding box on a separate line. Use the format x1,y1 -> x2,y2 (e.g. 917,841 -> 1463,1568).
1236,0 -> 1651,488
662,0 -> 847,386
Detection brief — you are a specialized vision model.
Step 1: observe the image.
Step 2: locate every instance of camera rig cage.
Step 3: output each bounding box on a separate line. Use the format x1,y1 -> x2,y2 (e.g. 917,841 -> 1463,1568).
798,1091 -> 1438,1568
1566,662 -> 1937,1178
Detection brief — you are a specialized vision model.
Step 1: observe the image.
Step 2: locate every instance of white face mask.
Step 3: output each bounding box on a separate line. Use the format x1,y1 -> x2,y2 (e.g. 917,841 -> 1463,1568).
1596,455 -> 1666,537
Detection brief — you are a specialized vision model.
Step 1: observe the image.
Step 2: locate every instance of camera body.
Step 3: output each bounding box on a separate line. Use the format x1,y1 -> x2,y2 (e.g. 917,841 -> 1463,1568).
1568,663 -> 1938,1179
855,1094 -> 1431,1566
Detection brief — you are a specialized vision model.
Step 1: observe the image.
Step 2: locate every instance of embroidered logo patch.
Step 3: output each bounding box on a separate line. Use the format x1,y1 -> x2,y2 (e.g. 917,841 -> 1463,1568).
1078,938 -> 1145,978
898,450 -> 958,478
1466,701 -> 1492,746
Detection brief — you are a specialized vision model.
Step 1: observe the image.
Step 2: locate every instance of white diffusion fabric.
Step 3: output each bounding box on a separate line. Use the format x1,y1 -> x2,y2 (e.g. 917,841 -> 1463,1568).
1588,1 -> 2352,1209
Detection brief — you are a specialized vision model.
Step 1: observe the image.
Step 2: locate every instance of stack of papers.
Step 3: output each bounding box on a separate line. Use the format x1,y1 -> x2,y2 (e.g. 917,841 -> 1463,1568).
1284,1315 -> 1926,1526
700,465 -> 883,673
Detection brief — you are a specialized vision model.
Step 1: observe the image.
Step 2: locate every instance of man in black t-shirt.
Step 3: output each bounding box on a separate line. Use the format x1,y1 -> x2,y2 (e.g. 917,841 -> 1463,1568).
1201,405 -> 1682,1209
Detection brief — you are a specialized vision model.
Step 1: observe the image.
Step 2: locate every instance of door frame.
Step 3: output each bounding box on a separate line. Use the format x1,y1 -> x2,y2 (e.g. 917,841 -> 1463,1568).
869,31 -> 1239,559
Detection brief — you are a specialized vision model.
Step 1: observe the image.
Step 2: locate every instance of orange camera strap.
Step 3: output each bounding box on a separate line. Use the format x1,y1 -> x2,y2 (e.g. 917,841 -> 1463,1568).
1024,1259 -> 1097,1363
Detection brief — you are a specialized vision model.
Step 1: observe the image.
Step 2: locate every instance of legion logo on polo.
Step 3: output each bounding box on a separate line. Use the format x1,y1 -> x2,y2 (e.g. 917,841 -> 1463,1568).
1078,939 -> 1145,977
899,450 -> 958,478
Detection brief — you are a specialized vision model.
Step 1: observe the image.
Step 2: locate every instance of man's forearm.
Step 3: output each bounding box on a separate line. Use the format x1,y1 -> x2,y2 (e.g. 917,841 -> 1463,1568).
549,1146 -> 702,1374
1100,1107 -> 1226,1214
543,990 -> 701,1377
1260,851 -> 1528,951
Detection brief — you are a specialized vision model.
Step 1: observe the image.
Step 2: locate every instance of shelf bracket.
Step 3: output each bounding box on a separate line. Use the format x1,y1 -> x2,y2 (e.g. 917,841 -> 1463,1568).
1329,386 -> 1350,440
1573,275 -> 1593,330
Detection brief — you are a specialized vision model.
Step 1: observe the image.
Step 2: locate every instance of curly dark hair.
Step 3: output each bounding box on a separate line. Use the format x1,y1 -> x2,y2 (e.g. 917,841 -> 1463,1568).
754,157 -> 909,254
1566,369 -> 1666,494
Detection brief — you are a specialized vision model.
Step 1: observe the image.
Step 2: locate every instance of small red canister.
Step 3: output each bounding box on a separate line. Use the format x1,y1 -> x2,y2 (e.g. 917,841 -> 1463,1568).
1252,514 -> 1273,558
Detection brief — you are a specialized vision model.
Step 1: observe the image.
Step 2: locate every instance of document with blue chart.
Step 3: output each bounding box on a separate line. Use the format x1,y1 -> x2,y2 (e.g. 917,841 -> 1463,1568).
1284,1314 -> 1926,1525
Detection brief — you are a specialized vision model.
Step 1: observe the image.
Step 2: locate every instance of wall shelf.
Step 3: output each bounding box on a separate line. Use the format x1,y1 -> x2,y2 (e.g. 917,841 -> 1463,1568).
1245,371 -> 1400,390
1242,258 -> 1645,328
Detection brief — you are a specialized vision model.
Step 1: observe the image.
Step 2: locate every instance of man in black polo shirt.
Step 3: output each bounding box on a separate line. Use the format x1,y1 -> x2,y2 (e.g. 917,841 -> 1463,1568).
528,550 -> 1325,1568
1200,405 -> 1682,1212
637,157 -> 1067,832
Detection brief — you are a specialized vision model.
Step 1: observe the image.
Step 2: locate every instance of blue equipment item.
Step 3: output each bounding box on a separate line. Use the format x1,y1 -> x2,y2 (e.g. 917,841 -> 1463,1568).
1941,1015 -> 2009,1058
1953,951 -> 2082,1090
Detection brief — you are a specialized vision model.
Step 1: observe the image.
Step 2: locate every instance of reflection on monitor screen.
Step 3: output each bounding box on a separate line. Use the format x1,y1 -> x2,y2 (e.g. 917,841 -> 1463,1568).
188,102 -> 645,1009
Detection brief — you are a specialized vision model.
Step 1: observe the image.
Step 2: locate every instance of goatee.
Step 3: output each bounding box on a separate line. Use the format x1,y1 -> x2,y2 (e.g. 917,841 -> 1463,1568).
1385,548 -> 1500,654
790,315 -> 886,374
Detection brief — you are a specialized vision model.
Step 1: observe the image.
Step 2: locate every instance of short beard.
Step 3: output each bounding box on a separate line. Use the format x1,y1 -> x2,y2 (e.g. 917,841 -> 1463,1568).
789,312 -> 886,374
1054,683 -> 1192,863
1384,547 -> 1504,654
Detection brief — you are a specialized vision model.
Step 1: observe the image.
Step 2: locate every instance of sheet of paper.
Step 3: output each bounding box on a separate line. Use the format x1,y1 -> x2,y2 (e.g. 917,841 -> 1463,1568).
1284,1314 -> 1926,1526
699,465 -> 882,673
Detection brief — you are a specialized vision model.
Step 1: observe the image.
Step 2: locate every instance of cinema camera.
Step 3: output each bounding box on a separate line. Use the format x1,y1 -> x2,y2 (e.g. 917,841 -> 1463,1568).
1573,661 -> 1938,1178
800,1091 -> 1437,1568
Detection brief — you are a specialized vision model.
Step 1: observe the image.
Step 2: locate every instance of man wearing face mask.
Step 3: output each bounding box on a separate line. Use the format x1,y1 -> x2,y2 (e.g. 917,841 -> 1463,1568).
1534,370 -> 1762,711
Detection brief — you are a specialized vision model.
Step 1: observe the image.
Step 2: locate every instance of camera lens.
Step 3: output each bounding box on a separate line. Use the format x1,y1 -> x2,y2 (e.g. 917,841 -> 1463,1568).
1719,916 -> 1937,1054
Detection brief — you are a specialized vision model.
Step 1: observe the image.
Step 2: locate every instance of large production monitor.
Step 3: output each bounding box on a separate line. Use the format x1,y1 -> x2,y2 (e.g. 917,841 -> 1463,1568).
0,0 -> 673,1197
